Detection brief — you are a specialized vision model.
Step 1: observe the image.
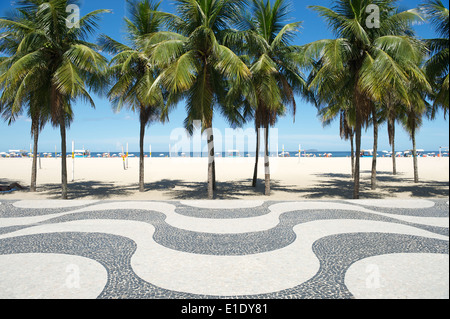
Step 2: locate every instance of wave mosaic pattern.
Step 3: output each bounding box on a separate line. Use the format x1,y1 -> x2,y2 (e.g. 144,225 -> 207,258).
0,199 -> 448,299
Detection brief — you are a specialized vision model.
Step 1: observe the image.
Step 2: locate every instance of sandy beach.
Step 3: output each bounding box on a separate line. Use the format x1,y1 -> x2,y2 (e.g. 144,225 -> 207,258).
0,156 -> 448,200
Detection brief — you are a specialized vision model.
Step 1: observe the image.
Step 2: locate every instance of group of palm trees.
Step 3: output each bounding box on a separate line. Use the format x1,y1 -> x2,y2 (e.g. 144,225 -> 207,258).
0,0 -> 448,200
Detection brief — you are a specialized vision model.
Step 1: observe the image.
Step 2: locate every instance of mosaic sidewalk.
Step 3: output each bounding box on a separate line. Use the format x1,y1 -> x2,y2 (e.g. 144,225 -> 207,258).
0,199 -> 448,299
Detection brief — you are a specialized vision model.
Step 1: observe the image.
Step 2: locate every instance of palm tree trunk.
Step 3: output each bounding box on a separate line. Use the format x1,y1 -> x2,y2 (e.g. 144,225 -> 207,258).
207,127 -> 215,199
350,131 -> 355,179
412,126 -> 419,183
264,123 -> 270,196
30,119 -> 39,192
60,117 -> 68,199
213,158 -> 216,191
353,111 -> 362,199
391,122 -> 397,175
252,126 -> 260,187
139,115 -> 145,192
371,105 -> 378,190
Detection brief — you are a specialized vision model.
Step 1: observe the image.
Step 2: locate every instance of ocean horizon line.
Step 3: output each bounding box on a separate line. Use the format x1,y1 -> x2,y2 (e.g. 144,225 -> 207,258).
2,150 -> 447,158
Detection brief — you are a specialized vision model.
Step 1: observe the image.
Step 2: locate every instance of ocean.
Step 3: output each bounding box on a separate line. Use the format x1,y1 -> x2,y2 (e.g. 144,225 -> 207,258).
4,150 -> 446,158
69,150 -> 444,158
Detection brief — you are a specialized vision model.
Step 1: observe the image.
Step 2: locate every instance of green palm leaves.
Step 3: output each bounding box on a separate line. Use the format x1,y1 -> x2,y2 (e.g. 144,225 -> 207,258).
100,0 -> 167,192
0,0 -> 110,198
227,0 -> 308,195
306,0 -> 431,198
422,0 -> 449,117
1,0 -> 448,200
148,0 -> 251,199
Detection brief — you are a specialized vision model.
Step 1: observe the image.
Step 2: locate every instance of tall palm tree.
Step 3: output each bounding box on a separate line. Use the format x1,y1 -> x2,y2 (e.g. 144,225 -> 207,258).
306,0 -> 427,198
100,0 -> 167,193
369,102 -> 383,189
381,91 -> 402,175
401,64 -> 432,183
317,99 -> 356,178
226,0 -> 309,195
422,0 -> 449,117
0,0 -> 109,199
401,99 -> 428,183
1,4 -> 51,192
149,0 -> 251,199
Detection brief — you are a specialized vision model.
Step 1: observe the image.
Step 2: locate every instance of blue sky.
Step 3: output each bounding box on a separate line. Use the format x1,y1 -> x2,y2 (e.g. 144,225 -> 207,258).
0,0 -> 448,153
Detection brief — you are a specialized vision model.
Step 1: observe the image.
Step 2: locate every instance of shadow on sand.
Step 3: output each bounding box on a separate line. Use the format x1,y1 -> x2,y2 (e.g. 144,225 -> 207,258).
294,171 -> 449,199
2,171 -> 448,200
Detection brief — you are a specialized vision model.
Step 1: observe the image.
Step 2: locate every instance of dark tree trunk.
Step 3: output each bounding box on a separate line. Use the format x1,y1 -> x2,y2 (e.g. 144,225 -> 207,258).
252,126 -> 260,187
60,118 -> 68,199
350,131 -> 355,179
371,105 -> 378,190
412,126 -> 419,183
139,115 -> 145,192
30,120 -> 39,192
264,123 -> 270,196
207,128 -> 215,199
213,159 -> 216,191
353,110 -> 362,199
391,122 -> 397,175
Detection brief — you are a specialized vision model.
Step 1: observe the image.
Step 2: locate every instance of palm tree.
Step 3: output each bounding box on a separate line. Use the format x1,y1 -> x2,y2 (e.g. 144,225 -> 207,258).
149,0 -> 251,199
369,102 -> 383,189
317,99 -> 356,178
306,0 -> 427,198
0,5 -> 51,192
381,91 -> 402,175
100,0 -> 167,193
0,0 -> 110,199
401,99 -> 429,183
226,0 -> 309,195
402,63 -> 432,183
422,0 -> 449,117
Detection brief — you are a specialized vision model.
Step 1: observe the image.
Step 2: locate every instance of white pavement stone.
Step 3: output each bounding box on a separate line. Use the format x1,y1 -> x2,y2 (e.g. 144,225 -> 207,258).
0,218 -> 446,296
180,200 -> 265,209
345,253 -> 449,299
0,253 -> 107,299
347,199 -> 435,209
12,200 -> 99,209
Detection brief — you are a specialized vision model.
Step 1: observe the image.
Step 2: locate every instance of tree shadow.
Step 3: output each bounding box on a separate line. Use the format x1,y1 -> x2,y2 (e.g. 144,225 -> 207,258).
297,171 -> 449,199
2,172 -> 447,200
144,178 -> 301,199
145,179 -> 258,199
38,181 -> 135,200
383,180 -> 449,198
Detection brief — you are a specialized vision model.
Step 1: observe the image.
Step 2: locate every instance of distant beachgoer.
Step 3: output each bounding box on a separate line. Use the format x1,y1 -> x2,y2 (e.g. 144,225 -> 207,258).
0,182 -> 25,192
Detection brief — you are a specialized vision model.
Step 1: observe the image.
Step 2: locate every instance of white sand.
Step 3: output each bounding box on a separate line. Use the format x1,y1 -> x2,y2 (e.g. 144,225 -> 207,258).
0,156 -> 448,200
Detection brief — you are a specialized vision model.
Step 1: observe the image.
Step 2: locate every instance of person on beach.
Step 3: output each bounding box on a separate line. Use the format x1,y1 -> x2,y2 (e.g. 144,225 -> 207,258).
0,182 -> 25,192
